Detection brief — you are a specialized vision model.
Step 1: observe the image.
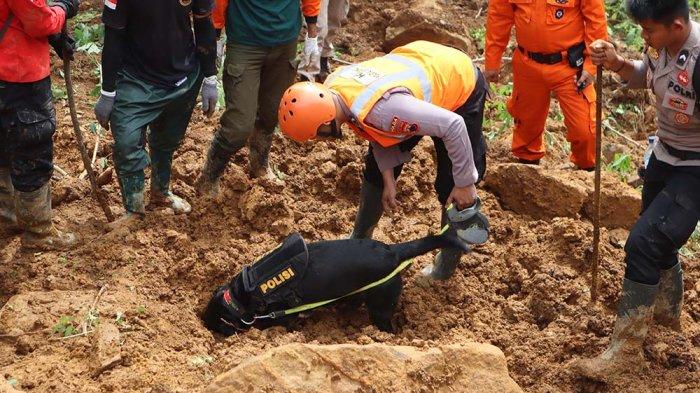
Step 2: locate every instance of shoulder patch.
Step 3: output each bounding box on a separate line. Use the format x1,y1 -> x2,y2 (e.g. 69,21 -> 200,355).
677,49 -> 689,67
646,46 -> 659,61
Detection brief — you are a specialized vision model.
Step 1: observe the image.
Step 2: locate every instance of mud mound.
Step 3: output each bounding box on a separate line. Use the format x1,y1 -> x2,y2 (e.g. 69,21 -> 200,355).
205,343 -> 522,393
486,163 -> 640,229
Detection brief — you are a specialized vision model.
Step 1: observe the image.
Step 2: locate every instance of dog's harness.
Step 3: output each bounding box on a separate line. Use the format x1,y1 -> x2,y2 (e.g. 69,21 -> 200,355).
221,232 -> 415,325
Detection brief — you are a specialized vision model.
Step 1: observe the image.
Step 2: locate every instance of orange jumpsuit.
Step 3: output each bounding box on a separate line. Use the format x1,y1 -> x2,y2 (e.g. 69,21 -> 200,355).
485,0 -> 607,168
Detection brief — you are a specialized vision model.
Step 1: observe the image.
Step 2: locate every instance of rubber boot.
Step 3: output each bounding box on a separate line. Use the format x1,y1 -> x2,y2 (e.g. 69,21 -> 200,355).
570,279 -> 659,381
112,172 -> 146,227
348,178 -> 384,239
195,142 -> 232,198
248,128 -> 280,183
0,167 -> 17,225
149,149 -> 191,214
654,262 -> 683,331
318,57 -> 331,83
420,209 -> 462,280
14,183 -> 77,251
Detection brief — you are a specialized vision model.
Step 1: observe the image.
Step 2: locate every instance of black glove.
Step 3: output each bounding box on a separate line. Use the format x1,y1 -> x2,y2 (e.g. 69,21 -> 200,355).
53,0 -> 80,19
48,32 -> 76,60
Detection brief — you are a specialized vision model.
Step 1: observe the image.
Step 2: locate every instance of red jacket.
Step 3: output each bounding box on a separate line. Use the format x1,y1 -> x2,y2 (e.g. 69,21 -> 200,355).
0,0 -> 66,83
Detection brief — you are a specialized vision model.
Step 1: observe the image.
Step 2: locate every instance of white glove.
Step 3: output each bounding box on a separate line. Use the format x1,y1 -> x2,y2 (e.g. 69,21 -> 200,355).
299,35 -> 321,79
303,35 -> 319,57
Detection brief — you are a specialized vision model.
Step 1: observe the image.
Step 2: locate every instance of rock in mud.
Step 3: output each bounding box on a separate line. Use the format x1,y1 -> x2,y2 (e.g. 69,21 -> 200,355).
383,10 -> 473,53
205,343 -> 522,393
91,322 -> 123,377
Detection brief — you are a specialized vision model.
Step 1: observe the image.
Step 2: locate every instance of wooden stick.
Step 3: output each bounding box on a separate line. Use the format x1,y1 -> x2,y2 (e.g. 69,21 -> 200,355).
82,285 -> 108,334
591,65 -> 604,303
50,329 -> 93,341
62,26 -> 115,222
54,164 -> 69,178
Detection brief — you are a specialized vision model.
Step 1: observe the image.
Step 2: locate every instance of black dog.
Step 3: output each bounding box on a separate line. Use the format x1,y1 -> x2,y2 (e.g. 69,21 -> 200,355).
202,230 -> 470,335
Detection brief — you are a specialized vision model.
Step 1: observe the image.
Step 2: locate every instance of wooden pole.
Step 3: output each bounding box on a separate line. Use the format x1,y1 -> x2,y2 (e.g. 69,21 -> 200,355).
591,65 -> 604,303
62,27 -> 115,222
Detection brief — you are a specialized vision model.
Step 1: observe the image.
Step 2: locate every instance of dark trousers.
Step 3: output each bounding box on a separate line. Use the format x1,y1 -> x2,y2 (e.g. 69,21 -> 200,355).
0,77 -> 55,192
363,69 -> 488,204
624,154 -> 700,285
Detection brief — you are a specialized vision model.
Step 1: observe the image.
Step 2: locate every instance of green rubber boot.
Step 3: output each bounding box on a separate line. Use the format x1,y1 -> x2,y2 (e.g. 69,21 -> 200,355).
149,149 -> 191,214
0,167 -> 16,225
420,209 -> 462,280
348,179 -> 384,239
195,142 -> 232,198
117,172 -> 146,218
654,262 -> 683,331
571,279 -> 658,381
14,183 -> 77,250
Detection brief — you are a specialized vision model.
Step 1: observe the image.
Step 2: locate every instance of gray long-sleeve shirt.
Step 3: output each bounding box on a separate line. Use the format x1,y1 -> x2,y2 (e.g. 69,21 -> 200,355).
625,21 -> 700,166
346,88 -> 478,187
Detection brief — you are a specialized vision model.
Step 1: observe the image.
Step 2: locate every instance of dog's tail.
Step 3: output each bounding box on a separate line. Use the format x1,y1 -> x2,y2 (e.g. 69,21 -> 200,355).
387,231 -> 469,263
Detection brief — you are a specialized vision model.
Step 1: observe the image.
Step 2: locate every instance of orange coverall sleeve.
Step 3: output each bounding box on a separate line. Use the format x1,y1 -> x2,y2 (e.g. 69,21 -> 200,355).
485,0 -> 515,72
581,0 -> 608,75
301,0 -> 320,19
212,0 -> 228,30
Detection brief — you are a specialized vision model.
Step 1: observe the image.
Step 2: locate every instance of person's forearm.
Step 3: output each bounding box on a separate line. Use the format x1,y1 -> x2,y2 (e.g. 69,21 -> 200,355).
610,55 -> 643,85
194,13 -> 217,77
101,26 -> 126,92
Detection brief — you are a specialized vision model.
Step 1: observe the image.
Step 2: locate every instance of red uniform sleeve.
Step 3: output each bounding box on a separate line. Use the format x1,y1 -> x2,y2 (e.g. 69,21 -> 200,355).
7,0 -> 65,38
212,0 -> 227,30
301,0 -> 320,19
581,0 -> 608,75
485,0 -> 514,72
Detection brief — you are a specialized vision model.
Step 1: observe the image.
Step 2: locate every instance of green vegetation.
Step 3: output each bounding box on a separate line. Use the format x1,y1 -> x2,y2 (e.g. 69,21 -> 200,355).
53,315 -> 78,337
606,152 -> 634,180
483,83 -> 514,140
680,224 -> 700,258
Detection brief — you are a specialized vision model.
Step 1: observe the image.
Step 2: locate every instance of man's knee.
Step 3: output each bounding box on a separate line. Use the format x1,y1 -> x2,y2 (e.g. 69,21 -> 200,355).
623,226 -> 663,285
11,106 -> 56,192
111,128 -> 149,173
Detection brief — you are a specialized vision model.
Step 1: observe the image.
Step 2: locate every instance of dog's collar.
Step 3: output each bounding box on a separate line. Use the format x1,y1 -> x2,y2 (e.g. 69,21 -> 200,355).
222,288 -> 255,325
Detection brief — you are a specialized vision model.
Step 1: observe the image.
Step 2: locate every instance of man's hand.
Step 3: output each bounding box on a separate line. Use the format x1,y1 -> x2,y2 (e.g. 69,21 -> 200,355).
201,76 -> 218,117
54,0 -> 80,19
307,23 -> 318,38
94,91 -> 115,130
574,70 -> 595,92
299,34 -> 321,72
381,169 -> 398,212
48,32 -> 75,60
484,69 -> 501,84
446,184 -> 477,210
590,40 -> 623,70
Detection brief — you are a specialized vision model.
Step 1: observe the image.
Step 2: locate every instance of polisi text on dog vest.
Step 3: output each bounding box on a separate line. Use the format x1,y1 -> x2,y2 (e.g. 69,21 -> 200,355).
259,267 -> 296,294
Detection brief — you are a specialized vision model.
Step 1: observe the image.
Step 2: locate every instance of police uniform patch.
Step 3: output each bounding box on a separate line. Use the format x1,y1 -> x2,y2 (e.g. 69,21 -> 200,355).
390,116 -> 410,134
555,9 -> 565,19
668,97 -> 688,111
677,49 -> 689,66
646,47 -> 659,61
678,70 -> 689,86
104,0 -> 117,9
663,92 -> 695,115
674,112 -> 690,125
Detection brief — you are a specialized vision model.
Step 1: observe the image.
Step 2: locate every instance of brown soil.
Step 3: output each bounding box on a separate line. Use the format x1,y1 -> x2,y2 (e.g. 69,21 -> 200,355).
2,1 -> 699,392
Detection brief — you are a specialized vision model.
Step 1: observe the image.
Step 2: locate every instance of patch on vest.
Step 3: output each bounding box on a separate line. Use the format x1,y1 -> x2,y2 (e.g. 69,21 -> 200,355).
339,66 -> 383,86
674,112 -> 690,125
555,9 -> 565,19
259,267 -> 296,295
678,70 -> 689,87
646,46 -> 659,61
390,117 -> 420,135
663,93 -> 695,116
677,50 -> 689,67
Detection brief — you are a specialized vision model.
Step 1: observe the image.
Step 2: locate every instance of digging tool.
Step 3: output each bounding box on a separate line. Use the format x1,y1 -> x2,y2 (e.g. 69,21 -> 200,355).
590,65 -> 603,303
61,26 -> 115,222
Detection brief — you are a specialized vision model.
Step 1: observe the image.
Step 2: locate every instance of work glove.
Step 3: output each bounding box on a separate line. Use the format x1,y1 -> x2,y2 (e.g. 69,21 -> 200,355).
53,0 -> 80,19
201,75 -> 218,117
94,91 -> 115,130
298,35 -> 321,80
48,32 -> 76,60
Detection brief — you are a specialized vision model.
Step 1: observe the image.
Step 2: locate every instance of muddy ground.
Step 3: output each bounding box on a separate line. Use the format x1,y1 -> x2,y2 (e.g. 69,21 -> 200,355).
1,0 -> 699,392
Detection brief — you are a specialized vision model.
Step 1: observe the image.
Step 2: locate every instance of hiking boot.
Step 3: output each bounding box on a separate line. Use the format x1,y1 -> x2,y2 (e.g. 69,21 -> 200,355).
654,262 -> 683,331
248,128 -> 274,178
0,167 -> 16,225
118,172 -> 146,216
348,178 -> 384,239
14,183 -> 77,251
149,149 -> 191,214
570,279 -> 658,381
318,56 -> 331,83
196,142 -> 232,198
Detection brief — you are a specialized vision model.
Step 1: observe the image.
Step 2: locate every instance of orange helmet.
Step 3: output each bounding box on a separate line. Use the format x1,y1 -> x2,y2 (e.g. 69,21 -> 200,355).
278,82 -> 336,142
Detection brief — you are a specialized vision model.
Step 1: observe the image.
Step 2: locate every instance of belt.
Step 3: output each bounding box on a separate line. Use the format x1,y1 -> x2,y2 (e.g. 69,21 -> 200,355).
661,141 -> 700,161
518,46 -> 566,65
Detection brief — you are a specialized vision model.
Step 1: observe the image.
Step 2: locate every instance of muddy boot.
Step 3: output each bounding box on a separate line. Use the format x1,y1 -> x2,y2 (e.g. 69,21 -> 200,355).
318,56 -> 331,83
0,167 -> 16,225
14,183 -> 77,251
348,179 -> 384,239
111,172 -> 146,227
248,128 -> 282,183
654,262 -> 683,331
149,149 -> 191,214
420,210 -> 462,280
196,142 -> 233,198
570,279 -> 658,381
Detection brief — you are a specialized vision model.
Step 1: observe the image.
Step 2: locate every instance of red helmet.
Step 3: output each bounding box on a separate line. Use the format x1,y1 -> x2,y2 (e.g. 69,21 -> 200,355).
278,82 -> 336,142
